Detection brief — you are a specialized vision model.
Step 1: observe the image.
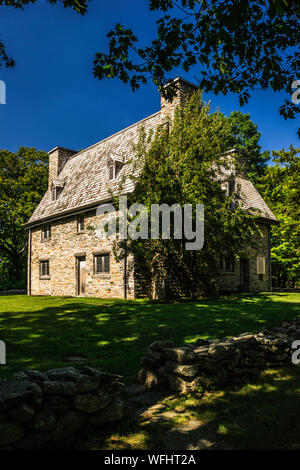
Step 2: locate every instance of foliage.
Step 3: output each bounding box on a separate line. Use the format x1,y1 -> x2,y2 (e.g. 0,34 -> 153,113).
94,0 -> 300,125
114,92 -> 261,298
258,145 -> 300,287
0,0 -> 90,67
226,111 -> 270,184
0,146 -> 48,287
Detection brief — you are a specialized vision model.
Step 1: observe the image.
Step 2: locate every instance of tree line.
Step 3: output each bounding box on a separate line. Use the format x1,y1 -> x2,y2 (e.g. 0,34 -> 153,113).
0,101 -> 298,293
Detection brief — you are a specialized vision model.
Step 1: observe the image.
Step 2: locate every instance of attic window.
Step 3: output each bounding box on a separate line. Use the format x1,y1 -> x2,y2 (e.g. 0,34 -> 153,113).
108,164 -> 115,180
51,180 -> 65,201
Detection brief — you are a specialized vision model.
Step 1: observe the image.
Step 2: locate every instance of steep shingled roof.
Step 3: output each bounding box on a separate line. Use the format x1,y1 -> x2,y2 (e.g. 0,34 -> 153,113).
26,111 -> 162,225
236,176 -> 277,221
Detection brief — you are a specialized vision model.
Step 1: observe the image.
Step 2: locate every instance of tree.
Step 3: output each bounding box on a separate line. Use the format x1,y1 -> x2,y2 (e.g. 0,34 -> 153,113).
1,1 -> 299,126
0,147 -> 48,288
258,145 -> 300,287
94,0 -> 300,124
0,0 -> 89,67
222,110 -> 270,184
113,91 -> 261,298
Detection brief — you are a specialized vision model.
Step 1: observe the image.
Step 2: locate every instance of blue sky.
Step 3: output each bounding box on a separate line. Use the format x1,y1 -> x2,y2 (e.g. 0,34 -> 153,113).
0,0 -> 298,156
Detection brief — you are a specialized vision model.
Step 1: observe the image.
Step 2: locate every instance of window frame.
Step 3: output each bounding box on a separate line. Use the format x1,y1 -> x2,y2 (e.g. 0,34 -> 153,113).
220,255 -> 235,273
77,215 -> 85,233
51,187 -> 57,202
40,260 -> 50,279
41,225 -> 51,241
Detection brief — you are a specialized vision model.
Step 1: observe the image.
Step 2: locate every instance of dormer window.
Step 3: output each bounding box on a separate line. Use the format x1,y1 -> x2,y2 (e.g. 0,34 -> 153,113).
107,154 -> 124,180
108,164 -> 115,180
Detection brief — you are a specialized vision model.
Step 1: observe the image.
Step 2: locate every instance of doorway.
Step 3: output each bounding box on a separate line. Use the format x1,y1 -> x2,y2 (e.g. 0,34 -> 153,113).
77,257 -> 86,296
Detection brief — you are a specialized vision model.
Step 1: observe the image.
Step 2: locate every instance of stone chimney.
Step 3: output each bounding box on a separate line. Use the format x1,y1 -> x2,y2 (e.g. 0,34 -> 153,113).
48,147 -> 77,188
160,77 -> 199,121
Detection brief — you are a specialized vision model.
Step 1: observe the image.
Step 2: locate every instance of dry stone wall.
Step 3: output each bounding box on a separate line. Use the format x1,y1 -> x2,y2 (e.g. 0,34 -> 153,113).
0,366 -> 125,449
137,319 -> 300,393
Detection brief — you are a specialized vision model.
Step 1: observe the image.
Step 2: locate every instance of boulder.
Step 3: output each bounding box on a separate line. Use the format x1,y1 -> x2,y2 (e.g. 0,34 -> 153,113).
51,410 -> 85,442
43,395 -> 72,413
148,340 -> 176,351
42,381 -> 77,397
88,399 -> 124,426
0,379 -> 32,412
73,390 -> 112,413
76,375 -> 100,393
168,374 -> 202,393
163,347 -> 196,364
29,410 -> 56,432
136,368 -> 161,389
46,366 -> 78,382
165,361 -> 198,378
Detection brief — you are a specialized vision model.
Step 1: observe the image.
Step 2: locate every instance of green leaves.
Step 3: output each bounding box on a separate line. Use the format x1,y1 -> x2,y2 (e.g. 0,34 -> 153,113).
0,146 -> 48,286
115,92 -> 261,298
94,0 -> 299,126
258,145 -> 300,287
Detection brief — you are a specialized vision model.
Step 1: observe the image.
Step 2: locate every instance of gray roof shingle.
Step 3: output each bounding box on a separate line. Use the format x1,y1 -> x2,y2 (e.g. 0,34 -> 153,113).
26,110 -> 277,226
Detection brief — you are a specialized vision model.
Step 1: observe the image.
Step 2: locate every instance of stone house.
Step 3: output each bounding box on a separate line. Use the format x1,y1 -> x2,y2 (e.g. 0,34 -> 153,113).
25,77 -> 277,299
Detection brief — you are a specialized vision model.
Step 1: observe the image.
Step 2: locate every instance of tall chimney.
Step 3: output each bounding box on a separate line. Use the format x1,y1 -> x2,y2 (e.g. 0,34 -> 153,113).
160,77 -> 199,121
48,147 -> 77,188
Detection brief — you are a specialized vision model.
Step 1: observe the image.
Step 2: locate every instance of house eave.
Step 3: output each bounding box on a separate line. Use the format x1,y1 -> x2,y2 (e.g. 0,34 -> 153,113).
23,196 -> 115,230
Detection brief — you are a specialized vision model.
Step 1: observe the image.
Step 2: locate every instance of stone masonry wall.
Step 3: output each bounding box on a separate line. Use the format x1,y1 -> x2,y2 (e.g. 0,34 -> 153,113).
0,366 -> 125,449
137,318 -> 300,393
30,210 -> 135,298
219,223 -> 270,293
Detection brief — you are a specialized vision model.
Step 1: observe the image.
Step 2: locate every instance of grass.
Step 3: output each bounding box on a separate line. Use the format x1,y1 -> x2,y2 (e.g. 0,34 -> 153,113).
0,292 -> 299,450
82,365 -> 300,450
0,292 -> 299,381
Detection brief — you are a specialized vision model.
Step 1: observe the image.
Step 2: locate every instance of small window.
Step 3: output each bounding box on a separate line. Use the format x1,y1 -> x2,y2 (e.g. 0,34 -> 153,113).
40,260 -> 50,277
108,162 -> 122,180
77,215 -> 85,232
42,225 -> 51,240
257,256 -> 265,275
51,188 -> 56,202
108,164 -> 115,180
94,254 -> 110,274
220,256 -> 235,273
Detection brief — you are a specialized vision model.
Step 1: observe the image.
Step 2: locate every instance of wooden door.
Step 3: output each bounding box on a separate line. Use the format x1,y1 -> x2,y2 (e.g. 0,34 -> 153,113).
78,257 -> 86,295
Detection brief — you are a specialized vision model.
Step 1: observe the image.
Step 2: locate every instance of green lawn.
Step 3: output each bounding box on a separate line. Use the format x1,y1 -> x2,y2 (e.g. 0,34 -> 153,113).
0,293 -> 299,381
83,365 -> 300,450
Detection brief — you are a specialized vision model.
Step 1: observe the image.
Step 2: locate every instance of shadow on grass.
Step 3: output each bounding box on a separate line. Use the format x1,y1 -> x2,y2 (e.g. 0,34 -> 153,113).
65,365 -> 300,451
0,293 -> 299,381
